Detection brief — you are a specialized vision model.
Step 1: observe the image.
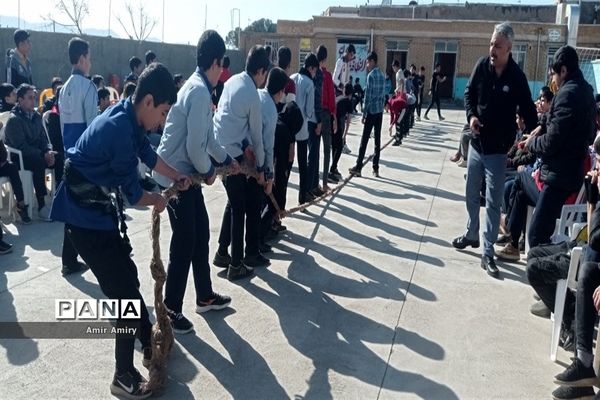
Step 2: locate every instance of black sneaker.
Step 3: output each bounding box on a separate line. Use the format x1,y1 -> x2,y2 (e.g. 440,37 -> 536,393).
196,292 -> 232,313
61,261 -> 89,276
348,166 -> 361,177
331,170 -> 343,181
213,251 -> 231,268
110,369 -> 152,400
259,242 -> 272,253
327,175 -> 339,184
372,169 -> 380,178
227,264 -> 254,281
0,240 -> 13,255
272,222 -> 287,233
304,191 -> 317,203
166,310 -> 194,334
142,347 -> 152,369
451,235 -> 480,250
552,385 -> 595,400
16,204 -> 31,224
554,358 -> 600,387
392,140 -> 402,146
312,187 -> 326,197
243,253 -> 270,268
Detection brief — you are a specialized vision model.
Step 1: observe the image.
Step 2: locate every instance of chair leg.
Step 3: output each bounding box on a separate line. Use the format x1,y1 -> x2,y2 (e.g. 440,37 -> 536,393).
594,319 -> 600,376
551,279 -> 568,362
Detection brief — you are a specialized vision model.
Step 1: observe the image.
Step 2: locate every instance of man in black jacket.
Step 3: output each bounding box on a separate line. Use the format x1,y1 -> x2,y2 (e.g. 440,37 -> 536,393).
452,22 -> 538,278
524,45 -> 597,248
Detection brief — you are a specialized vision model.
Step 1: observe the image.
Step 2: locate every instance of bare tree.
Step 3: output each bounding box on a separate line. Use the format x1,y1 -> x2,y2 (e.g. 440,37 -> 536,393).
43,0 -> 89,35
115,1 -> 157,42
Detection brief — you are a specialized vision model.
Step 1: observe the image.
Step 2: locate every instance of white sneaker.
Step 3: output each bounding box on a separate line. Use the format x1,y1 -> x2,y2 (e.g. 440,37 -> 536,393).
38,205 -> 53,222
456,158 -> 468,168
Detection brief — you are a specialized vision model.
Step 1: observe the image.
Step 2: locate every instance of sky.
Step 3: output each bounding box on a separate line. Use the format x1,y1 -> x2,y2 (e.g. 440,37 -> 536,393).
1,0 -> 556,45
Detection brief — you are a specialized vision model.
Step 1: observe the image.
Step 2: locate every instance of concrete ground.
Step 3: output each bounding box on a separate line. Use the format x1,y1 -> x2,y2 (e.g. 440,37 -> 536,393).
0,108 -> 568,399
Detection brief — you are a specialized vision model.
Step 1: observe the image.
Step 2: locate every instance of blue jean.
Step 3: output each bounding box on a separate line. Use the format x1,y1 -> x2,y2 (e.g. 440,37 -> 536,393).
528,184 -> 573,248
465,144 -> 507,257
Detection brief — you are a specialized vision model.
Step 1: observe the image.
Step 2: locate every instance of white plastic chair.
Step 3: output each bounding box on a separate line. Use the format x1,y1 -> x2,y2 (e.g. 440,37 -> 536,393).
550,244 -> 583,361
0,175 -> 15,220
5,146 -> 34,219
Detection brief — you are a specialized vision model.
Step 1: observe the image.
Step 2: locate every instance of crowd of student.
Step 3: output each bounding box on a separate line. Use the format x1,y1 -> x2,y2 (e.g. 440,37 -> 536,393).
6,21 -> 599,400
0,26 -> 440,398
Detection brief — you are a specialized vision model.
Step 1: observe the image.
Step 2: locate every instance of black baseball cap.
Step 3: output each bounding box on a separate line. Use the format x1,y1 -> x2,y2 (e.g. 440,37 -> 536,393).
14,29 -> 30,45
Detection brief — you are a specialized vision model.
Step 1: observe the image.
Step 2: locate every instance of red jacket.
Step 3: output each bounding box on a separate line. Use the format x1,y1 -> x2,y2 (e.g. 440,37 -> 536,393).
388,93 -> 408,126
321,67 -> 336,115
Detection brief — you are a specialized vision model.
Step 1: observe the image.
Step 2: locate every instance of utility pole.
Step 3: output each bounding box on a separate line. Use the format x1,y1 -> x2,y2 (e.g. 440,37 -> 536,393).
108,0 -> 112,36
231,8 -> 240,48
204,4 -> 207,32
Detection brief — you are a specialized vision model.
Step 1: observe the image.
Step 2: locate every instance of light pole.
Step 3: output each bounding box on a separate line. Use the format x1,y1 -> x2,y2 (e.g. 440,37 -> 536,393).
108,0 -> 111,36
231,8 -> 240,48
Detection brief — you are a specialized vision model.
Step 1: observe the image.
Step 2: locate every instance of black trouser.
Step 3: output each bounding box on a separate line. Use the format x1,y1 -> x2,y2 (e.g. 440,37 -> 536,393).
17,152 -> 64,209
399,107 -> 411,137
526,241 -> 574,327
0,161 -> 24,202
62,225 -> 79,266
330,125 -> 344,173
576,260 -> 600,355
416,90 -> 423,117
273,136 -> 291,212
19,153 -> 48,209
528,184 -> 574,248
507,171 -> 539,247
296,139 -> 309,204
425,92 -> 442,118
355,112 -> 382,172
164,186 -> 213,313
261,136 -> 291,237
218,174 -> 262,266
66,224 -> 152,374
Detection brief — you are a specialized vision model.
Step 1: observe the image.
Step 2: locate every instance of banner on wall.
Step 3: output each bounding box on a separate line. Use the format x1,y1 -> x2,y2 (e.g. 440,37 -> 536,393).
336,41 -> 369,87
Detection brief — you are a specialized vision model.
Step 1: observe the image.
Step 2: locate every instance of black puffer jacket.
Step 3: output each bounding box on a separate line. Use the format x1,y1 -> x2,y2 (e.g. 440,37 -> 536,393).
529,69 -> 597,192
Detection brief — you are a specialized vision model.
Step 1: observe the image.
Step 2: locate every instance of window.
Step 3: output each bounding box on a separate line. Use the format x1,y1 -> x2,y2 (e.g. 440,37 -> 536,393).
434,41 -> 458,53
513,43 -> 528,71
545,46 -> 562,80
386,40 -> 409,51
264,40 -> 280,62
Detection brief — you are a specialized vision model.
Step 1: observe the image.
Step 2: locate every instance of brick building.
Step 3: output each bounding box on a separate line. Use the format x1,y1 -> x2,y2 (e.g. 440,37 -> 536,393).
239,2 -> 600,101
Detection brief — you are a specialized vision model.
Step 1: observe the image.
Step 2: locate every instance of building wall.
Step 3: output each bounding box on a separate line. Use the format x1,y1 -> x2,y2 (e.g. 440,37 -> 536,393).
0,28 -> 205,91
357,4 -> 557,23
241,15 -> 593,101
